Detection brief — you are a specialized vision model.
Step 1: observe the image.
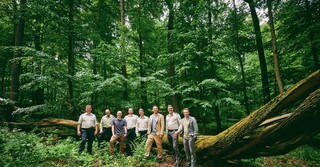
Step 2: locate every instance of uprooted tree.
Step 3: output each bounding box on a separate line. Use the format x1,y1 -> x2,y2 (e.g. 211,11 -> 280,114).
1,70 -> 320,161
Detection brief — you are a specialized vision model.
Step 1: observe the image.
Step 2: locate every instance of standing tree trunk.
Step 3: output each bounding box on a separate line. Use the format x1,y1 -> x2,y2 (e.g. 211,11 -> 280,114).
120,0 -> 128,102
32,16 -> 44,105
67,0 -> 76,115
267,0 -> 284,94
208,0 -> 222,132
166,0 -> 180,112
304,0 -> 319,70
139,31 -> 148,111
233,0 -> 250,115
10,0 -> 26,103
1,61 -> 7,96
245,0 -> 271,103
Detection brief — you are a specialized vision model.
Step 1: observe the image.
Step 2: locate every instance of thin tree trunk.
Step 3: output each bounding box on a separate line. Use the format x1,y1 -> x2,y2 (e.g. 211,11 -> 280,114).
67,0 -> 76,117
267,0 -> 284,94
120,0 -> 128,101
1,61 -> 6,96
304,0 -> 319,70
245,0 -> 271,103
139,32 -> 148,111
32,16 -> 44,105
233,0 -> 250,114
166,0 -> 179,113
10,0 -> 26,102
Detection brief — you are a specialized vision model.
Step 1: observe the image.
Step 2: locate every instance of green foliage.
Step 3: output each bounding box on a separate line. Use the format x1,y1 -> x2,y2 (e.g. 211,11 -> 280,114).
0,127 -> 158,167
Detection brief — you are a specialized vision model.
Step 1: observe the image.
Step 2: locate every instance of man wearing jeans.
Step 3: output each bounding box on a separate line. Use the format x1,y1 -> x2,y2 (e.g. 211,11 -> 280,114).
97,109 -> 114,148
124,108 -> 138,155
77,105 -> 98,155
175,108 -> 198,167
110,111 -> 127,155
166,105 -> 181,167
145,105 -> 164,163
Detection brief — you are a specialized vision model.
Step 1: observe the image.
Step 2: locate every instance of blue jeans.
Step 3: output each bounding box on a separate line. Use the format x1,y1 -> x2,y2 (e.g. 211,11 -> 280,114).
79,128 -> 95,154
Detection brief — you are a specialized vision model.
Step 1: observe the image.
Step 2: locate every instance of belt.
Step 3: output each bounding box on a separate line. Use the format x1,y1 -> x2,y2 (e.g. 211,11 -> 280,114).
168,129 -> 178,132
128,128 -> 136,131
103,127 -> 111,129
82,127 -> 94,130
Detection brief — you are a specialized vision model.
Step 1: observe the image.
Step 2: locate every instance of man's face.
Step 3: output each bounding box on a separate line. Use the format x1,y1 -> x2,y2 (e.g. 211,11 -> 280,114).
86,105 -> 92,112
128,108 -> 133,115
153,106 -> 158,114
105,110 -> 110,116
183,109 -> 189,117
168,106 -> 173,114
117,111 -> 122,118
139,109 -> 144,116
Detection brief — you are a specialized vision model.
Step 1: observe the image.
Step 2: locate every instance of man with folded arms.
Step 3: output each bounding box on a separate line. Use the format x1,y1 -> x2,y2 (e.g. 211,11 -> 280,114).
145,105 -> 164,163
124,108 -> 138,155
166,105 -> 181,167
97,109 -> 114,148
110,111 -> 127,155
77,105 -> 98,155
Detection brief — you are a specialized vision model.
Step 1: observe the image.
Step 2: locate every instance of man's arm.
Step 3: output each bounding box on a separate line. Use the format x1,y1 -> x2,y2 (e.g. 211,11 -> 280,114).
99,117 -> 103,133
193,118 -> 198,137
112,125 -> 115,136
160,115 -> 164,137
77,124 -> 81,136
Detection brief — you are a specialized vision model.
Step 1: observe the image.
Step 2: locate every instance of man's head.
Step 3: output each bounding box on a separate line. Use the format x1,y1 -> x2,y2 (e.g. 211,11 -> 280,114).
117,111 -> 123,118
86,105 -> 92,113
152,105 -> 159,114
183,108 -> 190,118
167,105 -> 173,114
139,108 -> 144,116
128,108 -> 134,115
105,109 -> 110,116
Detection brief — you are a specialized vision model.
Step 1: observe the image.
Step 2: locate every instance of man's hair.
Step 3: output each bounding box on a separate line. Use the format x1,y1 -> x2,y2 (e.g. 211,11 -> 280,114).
183,108 -> 189,112
139,108 -> 144,111
153,105 -> 158,108
167,105 -> 173,108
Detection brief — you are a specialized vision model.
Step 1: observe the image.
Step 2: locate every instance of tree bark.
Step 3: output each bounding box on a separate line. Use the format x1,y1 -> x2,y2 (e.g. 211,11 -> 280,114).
267,0 -> 284,94
67,0 -> 75,110
139,31 -> 148,111
10,0 -> 26,102
233,0 -> 250,115
166,0 -> 180,113
304,0 -> 319,70
32,16 -> 45,105
245,0 -> 271,103
120,0 -> 128,102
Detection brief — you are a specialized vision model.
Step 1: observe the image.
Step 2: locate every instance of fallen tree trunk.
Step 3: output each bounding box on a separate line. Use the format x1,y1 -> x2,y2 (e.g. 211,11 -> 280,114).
195,70 -> 320,160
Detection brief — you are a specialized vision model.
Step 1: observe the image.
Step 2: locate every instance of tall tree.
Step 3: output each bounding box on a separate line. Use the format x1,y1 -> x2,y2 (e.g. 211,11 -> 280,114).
32,15 -> 44,105
67,0 -> 75,112
244,0 -> 271,103
165,0 -> 180,112
233,0 -> 250,114
267,0 -> 284,94
120,0 -> 128,102
10,0 -> 26,102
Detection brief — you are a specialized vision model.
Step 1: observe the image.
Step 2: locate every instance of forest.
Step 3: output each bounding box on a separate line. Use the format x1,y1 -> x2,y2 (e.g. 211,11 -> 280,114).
0,0 -> 320,166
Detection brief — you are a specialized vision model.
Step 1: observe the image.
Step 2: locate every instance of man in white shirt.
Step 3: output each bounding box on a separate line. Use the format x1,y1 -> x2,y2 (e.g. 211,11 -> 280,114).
124,108 -> 138,155
166,105 -> 181,167
77,105 -> 98,155
136,108 -> 149,139
97,109 -> 115,148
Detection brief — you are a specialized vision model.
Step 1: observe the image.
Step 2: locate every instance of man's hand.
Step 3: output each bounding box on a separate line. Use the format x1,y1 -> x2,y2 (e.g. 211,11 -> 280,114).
124,133 -> 127,137
77,131 -> 81,137
94,130 -> 98,136
159,134 -> 163,138
100,130 -> 103,134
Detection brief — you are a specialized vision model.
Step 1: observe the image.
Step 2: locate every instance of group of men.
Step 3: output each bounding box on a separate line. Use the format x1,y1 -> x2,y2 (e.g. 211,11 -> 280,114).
77,105 -> 198,167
